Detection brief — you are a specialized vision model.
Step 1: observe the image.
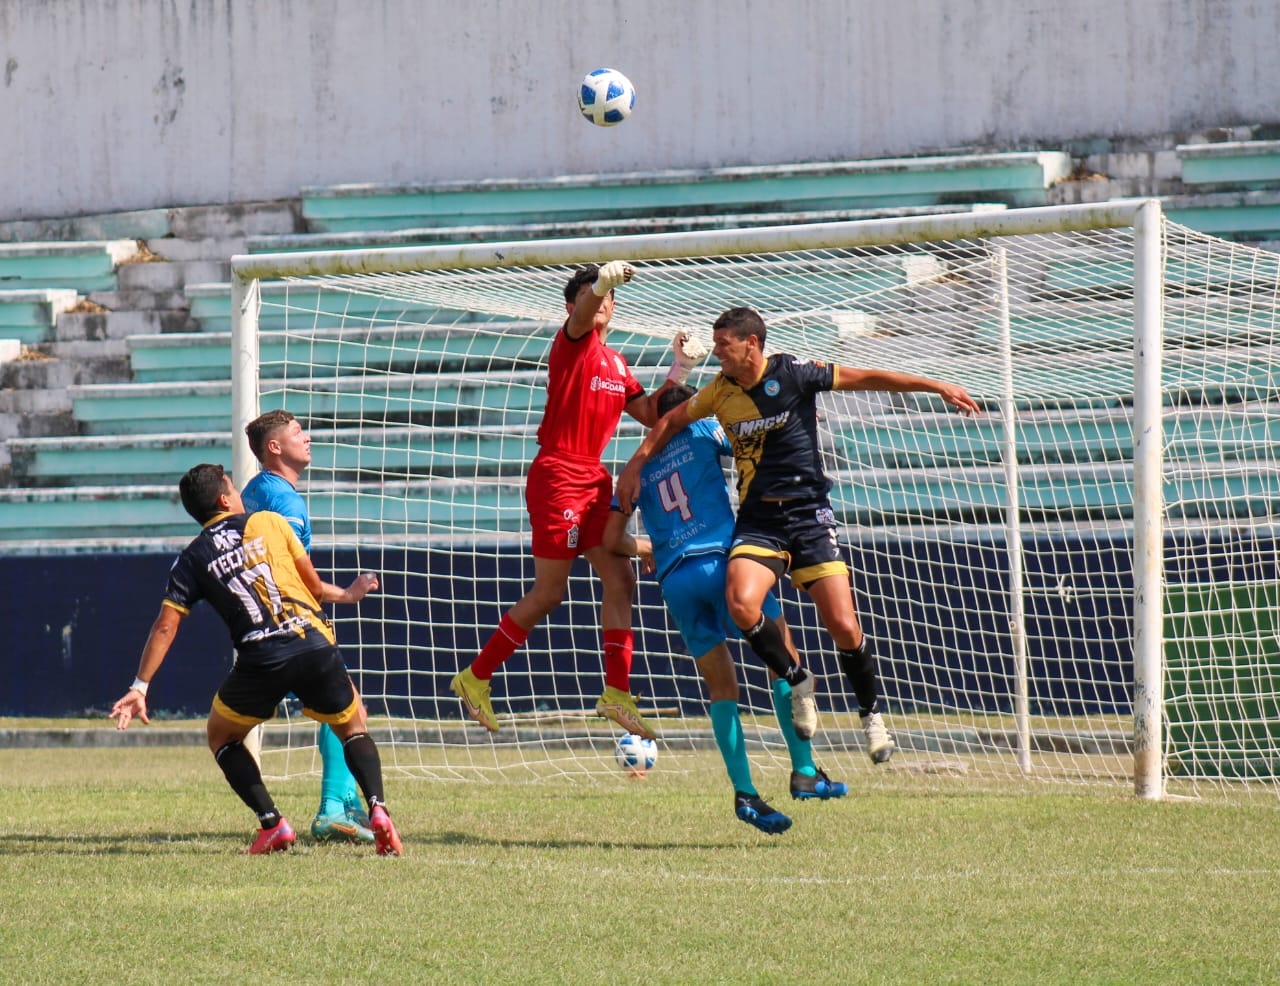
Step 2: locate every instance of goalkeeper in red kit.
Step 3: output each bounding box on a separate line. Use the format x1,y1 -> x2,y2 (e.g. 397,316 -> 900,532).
451,261 -> 707,740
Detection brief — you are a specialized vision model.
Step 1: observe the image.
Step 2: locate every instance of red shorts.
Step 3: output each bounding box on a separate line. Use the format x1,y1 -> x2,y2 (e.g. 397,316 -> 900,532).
526,452 -> 613,559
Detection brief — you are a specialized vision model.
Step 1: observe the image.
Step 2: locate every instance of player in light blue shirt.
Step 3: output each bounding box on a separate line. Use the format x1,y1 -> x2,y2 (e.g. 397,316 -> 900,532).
243,409 -> 374,845
241,470 -> 312,550
605,385 -> 848,835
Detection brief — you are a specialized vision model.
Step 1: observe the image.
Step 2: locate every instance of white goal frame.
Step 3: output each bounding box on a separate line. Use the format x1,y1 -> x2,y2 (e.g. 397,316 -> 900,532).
229,199 -> 1168,798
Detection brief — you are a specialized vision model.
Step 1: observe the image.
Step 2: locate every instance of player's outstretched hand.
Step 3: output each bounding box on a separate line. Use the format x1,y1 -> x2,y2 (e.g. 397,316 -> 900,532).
110,690 -> 149,731
345,572 -> 380,603
939,383 -> 981,416
667,330 -> 709,385
635,537 -> 656,575
592,260 -> 634,297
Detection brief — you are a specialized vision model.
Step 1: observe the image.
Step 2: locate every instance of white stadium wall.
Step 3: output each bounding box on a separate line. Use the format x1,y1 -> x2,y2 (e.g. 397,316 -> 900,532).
1,0 -> 1278,220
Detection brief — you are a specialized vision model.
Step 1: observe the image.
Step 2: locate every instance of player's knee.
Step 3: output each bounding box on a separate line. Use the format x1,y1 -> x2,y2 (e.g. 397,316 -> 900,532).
597,554 -> 637,596
825,617 -> 862,650
206,713 -> 247,753
724,590 -> 759,629
524,583 -> 566,617
613,561 -> 638,596
335,705 -> 367,735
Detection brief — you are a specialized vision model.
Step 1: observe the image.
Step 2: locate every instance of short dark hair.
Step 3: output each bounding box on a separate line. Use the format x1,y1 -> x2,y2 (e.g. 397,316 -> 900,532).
657,382 -> 696,418
179,463 -> 231,524
245,409 -> 297,462
563,264 -> 601,305
712,306 -> 767,347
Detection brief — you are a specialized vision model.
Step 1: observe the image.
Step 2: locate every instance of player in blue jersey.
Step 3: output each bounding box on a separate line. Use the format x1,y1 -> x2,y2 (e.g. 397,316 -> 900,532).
605,384 -> 849,835
241,409 -> 372,845
618,307 -> 980,764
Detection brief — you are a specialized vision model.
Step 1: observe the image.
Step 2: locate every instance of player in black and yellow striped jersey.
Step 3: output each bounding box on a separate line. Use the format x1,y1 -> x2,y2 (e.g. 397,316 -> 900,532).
110,463 -> 403,856
617,306 -> 980,765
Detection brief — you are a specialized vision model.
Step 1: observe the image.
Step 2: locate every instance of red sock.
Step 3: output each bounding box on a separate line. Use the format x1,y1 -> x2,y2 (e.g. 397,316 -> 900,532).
473,613 -> 529,680
603,629 -> 634,693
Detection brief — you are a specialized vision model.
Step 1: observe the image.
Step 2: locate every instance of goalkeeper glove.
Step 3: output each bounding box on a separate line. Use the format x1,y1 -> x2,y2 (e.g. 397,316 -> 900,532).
592,260 -> 635,297
666,330 -> 709,385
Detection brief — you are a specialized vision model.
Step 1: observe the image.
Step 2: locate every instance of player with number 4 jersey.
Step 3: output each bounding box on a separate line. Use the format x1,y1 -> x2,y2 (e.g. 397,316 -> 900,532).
606,383 -> 849,833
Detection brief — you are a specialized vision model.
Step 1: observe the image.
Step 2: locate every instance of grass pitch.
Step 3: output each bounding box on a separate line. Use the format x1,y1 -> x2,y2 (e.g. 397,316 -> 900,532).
1,745 -> 1278,985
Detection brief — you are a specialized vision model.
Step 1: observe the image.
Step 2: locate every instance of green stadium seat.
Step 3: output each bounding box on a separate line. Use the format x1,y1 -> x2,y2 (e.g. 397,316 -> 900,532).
300,154 -> 1070,233
0,289 -> 80,345
1177,141 -> 1280,190
0,240 -> 139,292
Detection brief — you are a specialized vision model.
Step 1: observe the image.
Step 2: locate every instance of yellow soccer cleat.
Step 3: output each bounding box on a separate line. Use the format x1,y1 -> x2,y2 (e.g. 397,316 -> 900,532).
596,686 -> 656,741
451,667 -> 499,732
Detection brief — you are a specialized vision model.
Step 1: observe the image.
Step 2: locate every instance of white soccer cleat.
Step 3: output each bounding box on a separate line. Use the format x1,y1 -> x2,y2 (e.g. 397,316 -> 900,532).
862,710 -> 896,764
789,672 -> 818,741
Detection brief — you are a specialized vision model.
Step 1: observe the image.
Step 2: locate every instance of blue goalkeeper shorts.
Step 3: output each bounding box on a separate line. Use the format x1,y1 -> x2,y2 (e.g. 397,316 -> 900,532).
659,550 -> 782,661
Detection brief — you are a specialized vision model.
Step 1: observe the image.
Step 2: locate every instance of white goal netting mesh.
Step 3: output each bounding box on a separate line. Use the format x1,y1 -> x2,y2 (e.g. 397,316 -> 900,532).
244,215 -> 1280,799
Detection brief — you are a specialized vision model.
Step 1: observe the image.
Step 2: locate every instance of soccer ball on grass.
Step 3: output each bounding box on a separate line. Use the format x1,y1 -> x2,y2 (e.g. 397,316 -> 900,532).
577,68 -> 636,127
615,732 -> 658,776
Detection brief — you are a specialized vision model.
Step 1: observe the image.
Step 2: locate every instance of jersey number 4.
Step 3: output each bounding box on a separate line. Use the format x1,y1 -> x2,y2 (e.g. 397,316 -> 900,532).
657,472 -> 693,522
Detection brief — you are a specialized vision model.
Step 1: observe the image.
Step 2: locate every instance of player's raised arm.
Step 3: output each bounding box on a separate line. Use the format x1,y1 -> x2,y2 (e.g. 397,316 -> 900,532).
564,260 -> 633,340
833,365 -> 981,416
625,330 -> 710,427
314,572 -> 380,604
110,604 -> 186,730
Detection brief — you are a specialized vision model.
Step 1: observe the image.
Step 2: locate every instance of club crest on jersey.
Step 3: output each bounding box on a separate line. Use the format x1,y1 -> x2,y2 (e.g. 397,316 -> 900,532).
613,355 -> 626,375
764,379 -> 781,396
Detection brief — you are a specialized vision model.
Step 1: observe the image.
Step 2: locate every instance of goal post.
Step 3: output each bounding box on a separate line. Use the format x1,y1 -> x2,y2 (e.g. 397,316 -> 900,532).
228,199 -> 1280,801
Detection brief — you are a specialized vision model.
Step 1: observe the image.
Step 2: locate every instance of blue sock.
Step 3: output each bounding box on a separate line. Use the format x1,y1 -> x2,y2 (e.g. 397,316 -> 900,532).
709,700 -> 756,795
317,723 -> 360,814
771,678 -> 816,776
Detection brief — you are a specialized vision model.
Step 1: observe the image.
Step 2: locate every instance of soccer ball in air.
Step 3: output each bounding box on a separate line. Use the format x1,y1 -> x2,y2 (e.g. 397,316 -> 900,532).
577,68 -> 636,127
615,733 -> 658,776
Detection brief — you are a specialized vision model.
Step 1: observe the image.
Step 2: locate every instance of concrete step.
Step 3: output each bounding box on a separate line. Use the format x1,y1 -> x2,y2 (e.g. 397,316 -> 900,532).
164,200 -> 303,239
0,200 -> 302,244
0,353 -> 132,389
86,287 -> 191,311
40,337 -> 132,360
145,237 -> 247,263
0,408 -> 76,440
117,259 -> 229,292
55,309 -> 200,341
0,386 -> 74,415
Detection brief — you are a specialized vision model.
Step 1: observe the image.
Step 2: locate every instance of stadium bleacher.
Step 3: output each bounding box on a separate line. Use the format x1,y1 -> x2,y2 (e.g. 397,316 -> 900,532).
2,142 -> 1280,544
298,153 -> 1071,232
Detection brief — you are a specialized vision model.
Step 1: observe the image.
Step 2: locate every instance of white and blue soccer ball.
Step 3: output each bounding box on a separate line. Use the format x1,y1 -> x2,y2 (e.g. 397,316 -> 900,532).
615,732 -> 658,774
577,68 -> 636,127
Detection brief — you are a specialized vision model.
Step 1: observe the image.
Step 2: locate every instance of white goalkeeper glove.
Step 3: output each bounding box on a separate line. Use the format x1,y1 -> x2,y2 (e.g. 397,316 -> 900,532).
592,260 -> 635,297
666,330 -> 709,385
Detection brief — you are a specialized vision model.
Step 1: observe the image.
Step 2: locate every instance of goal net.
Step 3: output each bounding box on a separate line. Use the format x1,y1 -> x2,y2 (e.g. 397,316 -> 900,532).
230,202 -> 1280,800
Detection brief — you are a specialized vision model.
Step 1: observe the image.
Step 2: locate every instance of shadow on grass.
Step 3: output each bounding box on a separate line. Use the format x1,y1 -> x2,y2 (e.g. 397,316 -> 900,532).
418,829 -> 775,851
0,832 -> 393,855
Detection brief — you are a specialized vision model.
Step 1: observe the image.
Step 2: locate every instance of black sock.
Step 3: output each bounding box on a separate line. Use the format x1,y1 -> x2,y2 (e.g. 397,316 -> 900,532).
342,732 -> 387,811
213,740 -> 278,823
838,638 -> 880,715
740,613 -> 799,681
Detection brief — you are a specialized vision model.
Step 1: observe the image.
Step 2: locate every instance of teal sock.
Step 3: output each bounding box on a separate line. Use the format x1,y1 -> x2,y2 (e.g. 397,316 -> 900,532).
317,723 -> 360,813
771,678 -> 816,775
709,700 -> 756,795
